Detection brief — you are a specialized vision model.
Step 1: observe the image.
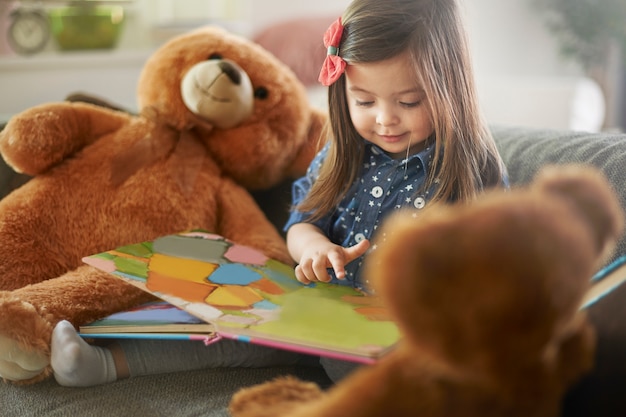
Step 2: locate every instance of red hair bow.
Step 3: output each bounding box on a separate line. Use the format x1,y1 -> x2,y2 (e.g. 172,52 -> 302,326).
318,17 -> 346,86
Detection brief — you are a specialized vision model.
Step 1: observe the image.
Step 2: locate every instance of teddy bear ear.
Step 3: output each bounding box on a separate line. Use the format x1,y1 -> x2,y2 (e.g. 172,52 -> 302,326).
284,107 -> 328,178
533,165 -> 624,261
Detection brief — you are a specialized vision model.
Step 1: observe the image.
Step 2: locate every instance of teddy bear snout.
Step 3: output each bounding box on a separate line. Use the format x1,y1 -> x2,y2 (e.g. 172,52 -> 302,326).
217,61 -> 242,85
181,58 -> 254,129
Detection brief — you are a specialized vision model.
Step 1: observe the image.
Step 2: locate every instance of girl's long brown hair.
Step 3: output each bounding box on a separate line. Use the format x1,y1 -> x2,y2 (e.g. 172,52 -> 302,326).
298,0 -> 505,218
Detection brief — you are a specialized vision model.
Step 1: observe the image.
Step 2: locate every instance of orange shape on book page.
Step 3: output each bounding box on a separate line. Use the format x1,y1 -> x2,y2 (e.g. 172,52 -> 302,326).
341,294 -> 382,307
149,253 -> 218,283
147,271 -> 217,303
205,285 -> 264,308
354,306 -> 392,321
249,278 -> 285,295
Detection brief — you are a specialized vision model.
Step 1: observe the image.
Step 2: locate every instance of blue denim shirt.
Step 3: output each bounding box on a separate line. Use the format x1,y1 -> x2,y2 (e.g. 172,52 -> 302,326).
284,141 -> 438,290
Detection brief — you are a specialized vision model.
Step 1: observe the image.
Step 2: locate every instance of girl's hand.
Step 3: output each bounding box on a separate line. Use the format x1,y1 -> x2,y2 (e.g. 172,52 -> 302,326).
294,239 -> 370,284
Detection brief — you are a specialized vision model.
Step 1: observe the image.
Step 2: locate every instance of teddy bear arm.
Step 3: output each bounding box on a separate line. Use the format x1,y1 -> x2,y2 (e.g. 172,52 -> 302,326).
229,376 -> 325,417
216,180 -> 292,265
0,291 -> 55,383
0,333 -> 50,383
230,354 -> 436,417
0,101 -> 131,175
551,314 -> 596,386
10,264 -> 155,329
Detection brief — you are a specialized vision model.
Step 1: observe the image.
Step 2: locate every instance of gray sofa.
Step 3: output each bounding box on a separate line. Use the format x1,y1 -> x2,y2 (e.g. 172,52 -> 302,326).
0,125 -> 625,417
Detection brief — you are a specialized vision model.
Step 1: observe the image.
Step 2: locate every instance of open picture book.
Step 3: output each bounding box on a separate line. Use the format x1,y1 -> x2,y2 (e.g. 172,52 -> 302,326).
82,231 -> 626,364
82,231 -> 400,364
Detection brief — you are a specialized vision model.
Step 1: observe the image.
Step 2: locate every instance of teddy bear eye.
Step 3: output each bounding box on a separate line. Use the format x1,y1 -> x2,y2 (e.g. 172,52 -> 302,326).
208,53 -> 223,60
254,87 -> 269,100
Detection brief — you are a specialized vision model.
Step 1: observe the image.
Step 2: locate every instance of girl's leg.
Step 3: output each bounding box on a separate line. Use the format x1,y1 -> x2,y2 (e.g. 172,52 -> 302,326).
119,336 -> 303,376
51,320 -> 303,387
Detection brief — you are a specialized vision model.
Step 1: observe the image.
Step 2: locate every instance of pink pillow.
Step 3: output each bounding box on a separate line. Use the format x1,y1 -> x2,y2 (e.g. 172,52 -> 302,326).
253,16 -> 335,86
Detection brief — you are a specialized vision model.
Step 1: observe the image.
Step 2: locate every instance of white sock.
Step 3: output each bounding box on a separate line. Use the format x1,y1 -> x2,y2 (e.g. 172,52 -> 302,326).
51,320 -> 118,387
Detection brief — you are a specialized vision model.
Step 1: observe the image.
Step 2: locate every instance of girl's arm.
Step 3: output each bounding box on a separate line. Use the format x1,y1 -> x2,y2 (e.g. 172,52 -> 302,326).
286,223 -> 370,284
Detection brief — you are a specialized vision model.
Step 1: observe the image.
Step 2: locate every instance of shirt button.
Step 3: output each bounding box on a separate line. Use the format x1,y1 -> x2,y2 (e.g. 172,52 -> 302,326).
355,233 -> 366,242
414,197 -> 426,209
371,186 -> 383,198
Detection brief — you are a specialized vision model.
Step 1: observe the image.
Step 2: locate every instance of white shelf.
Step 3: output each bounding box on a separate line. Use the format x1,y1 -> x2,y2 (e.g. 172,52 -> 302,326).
0,48 -> 152,116
0,48 -> 152,71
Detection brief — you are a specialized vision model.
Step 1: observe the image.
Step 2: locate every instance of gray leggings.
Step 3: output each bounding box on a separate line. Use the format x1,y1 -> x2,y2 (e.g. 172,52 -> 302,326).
117,338 -> 361,383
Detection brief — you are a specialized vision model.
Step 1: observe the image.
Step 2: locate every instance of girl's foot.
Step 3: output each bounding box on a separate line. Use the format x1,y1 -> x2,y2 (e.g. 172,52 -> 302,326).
50,320 -> 117,387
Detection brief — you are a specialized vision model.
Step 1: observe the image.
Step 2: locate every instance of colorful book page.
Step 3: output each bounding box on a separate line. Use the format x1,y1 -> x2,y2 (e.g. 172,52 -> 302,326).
83,231 -> 400,362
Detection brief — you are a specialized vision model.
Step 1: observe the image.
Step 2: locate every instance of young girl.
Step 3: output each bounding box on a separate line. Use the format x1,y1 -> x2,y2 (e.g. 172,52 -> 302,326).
51,0 -> 507,388
286,0 -> 507,289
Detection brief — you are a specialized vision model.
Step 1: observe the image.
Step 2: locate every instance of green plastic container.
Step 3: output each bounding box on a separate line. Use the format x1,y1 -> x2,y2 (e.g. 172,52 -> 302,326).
48,6 -> 125,51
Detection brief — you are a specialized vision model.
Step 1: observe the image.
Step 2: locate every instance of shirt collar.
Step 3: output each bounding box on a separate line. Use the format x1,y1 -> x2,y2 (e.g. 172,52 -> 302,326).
366,141 -> 436,172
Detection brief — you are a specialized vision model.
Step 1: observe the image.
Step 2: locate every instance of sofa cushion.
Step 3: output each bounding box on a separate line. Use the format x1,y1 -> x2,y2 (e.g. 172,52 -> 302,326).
492,125 -> 626,264
0,365 -> 331,417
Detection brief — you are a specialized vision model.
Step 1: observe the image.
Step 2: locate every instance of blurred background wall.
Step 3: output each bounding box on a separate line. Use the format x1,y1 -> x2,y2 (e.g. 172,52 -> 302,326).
0,0 -> 623,132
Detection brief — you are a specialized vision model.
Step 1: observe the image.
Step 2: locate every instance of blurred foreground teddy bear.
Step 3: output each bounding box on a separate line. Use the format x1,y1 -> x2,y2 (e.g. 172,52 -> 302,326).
0,26 -> 325,384
230,165 -> 623,417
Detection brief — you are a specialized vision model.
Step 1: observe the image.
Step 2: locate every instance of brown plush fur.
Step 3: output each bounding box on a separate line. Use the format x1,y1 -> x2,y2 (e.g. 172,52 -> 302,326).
0,26 -> 325,384
229,165 -> 624,417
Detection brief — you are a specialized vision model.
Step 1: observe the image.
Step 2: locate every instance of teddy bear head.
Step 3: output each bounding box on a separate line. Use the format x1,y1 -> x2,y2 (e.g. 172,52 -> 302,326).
136,26 -> 325,189
365,165 -> 623,374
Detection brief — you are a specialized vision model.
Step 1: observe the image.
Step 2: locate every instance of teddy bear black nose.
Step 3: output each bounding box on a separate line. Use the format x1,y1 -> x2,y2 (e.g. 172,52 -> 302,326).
218,61 -> 241,85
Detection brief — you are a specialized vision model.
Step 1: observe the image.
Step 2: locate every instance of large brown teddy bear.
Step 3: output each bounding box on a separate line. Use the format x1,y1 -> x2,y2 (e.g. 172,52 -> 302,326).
229,165 -> 624,417
0,26 -> 325,384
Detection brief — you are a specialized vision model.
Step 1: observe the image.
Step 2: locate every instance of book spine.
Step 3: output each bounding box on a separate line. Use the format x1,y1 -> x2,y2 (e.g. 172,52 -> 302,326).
80,333 -> 213,342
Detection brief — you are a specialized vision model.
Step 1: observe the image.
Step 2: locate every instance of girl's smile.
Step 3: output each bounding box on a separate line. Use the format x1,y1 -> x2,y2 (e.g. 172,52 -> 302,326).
379,133 -> 408,143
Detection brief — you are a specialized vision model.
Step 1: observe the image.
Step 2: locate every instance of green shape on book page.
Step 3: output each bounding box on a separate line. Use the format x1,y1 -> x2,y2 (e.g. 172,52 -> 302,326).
253,285 -> 399,352
113,257 -> 149,279
115,242 -> 154,258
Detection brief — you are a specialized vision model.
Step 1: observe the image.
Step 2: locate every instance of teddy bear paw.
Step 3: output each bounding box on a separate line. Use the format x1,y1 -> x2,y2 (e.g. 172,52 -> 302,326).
0,334 -> 49,381
229,376 -> 324,417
